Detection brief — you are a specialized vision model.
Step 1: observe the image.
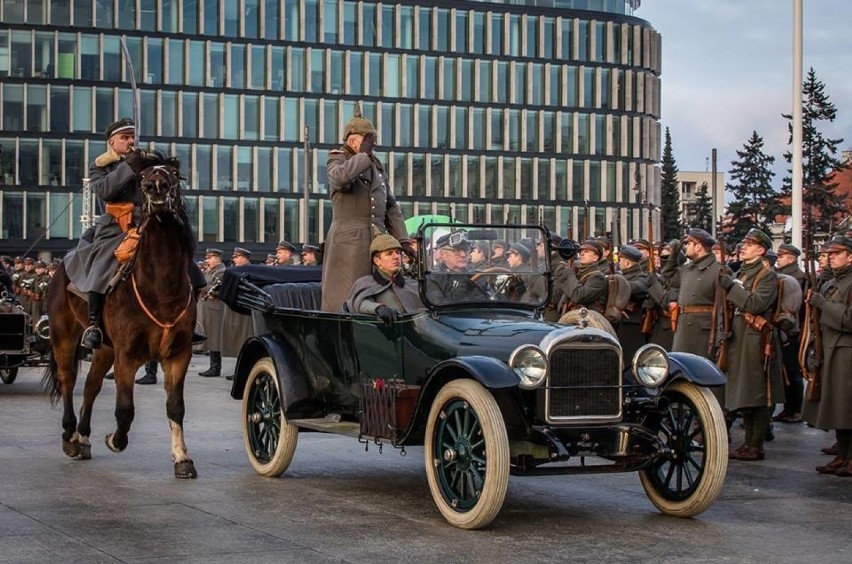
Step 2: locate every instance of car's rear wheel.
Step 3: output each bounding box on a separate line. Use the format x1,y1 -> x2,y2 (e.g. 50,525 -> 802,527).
0,367 -> 18,384
639,381 -> 728,517
241,357 -> 298,477
424,379 -> 509,530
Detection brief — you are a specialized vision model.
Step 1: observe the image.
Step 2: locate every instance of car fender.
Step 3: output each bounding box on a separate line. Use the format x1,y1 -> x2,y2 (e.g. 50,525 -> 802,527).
429,356 -> 520,390
666,352 -> 727,387
229,336 -> 313,417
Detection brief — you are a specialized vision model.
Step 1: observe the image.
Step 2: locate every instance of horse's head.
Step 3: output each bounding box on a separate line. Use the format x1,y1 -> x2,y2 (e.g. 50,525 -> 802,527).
139,157 -> 183,217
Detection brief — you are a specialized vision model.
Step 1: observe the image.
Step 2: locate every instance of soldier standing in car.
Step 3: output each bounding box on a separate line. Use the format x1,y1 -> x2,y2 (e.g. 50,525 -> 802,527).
718,228 -> 783,461
322,105 -> 411,312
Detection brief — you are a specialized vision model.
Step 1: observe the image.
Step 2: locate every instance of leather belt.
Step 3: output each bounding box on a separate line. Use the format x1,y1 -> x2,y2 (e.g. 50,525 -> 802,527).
679,305 -> 714,314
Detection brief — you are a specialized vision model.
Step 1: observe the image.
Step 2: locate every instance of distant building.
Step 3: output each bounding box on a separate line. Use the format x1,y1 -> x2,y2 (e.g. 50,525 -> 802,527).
0,0 -> 660,257
677,170 -> 725,230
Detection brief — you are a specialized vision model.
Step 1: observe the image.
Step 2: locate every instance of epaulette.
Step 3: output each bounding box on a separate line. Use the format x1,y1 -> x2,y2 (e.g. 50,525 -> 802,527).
94,148 -> 123,168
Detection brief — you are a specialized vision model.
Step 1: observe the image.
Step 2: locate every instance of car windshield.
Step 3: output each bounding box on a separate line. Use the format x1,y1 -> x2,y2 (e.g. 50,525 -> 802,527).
418,223 -> 550,309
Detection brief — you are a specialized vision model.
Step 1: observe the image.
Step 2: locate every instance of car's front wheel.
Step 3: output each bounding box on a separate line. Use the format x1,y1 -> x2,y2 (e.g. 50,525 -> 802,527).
639,380 -> 728,517
0,367 -> 18,384
241,357 -> 298,477
424,379 -> 510,530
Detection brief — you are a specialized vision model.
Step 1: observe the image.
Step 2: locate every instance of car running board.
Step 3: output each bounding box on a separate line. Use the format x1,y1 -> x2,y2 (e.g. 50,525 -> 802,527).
290,417 -> 360,438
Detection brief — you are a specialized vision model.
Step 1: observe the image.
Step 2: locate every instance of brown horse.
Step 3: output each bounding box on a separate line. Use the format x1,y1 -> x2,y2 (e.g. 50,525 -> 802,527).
44,160 -> 198,478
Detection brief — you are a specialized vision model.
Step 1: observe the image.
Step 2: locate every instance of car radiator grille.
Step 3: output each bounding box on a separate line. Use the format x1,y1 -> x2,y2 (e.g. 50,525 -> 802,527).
545,345 -> 621,422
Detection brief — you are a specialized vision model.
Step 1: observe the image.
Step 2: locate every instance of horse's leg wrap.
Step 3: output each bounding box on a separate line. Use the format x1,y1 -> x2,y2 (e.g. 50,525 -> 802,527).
168,420 -> 196,478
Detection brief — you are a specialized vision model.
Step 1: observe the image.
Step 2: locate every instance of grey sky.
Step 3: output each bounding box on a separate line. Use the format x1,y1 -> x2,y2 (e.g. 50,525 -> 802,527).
636,0 -> 851,182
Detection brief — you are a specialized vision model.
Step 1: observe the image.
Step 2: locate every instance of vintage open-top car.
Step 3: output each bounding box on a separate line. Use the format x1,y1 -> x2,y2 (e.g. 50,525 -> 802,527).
223,224 -> 728,529
0,292 -> 50,385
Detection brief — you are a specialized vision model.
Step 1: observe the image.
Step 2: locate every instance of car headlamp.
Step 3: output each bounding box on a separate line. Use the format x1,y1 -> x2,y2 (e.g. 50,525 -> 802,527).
631,344 -> 669,388
509,345 -> 547,389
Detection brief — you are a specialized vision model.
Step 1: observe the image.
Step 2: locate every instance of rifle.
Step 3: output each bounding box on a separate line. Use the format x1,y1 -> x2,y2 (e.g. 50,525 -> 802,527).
640,202 -> 656,334
714,221 -> 731,371
799,212 -> 823,400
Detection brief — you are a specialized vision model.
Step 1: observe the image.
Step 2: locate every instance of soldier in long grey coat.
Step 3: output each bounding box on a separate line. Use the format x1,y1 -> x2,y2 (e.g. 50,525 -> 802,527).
322,106 -> 410,312
221,248 -> 255,380
197,249 -> 227,377
718,228 -> 783,461
616,245 -> 649,360
670,229 -> 720,360
804,235 -> 852,476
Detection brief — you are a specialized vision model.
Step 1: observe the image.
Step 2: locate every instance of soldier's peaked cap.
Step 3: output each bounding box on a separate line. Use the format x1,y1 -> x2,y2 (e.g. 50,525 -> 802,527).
205,248 -> 223,256
687,228 -> 715,249
232,247 -> 252,258
742,228 -> 772,250
777,243 -> 801,257
619,245 -> 643,262
579,239 -> 603,257
825,235 -> 852,254
276,240 -> 296,252
106,117 -> 135,139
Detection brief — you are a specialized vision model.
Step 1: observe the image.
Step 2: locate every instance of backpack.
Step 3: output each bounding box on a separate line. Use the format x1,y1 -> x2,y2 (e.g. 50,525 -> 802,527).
604,273 -> 632,324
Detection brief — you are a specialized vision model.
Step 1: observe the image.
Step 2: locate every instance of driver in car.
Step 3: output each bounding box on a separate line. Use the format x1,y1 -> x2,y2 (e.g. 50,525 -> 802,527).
345,235 -> 423,325
425,231 -> 489,304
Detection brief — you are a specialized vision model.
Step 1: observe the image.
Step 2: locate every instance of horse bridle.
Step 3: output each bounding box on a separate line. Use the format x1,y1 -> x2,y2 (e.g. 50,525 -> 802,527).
139,164 -> 184,218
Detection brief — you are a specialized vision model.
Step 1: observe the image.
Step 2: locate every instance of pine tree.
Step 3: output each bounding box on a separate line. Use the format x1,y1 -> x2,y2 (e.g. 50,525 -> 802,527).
659,127 -> 681,241
725,131 -> 778,241
783,67 -> 846,236
692,181 -> 713,232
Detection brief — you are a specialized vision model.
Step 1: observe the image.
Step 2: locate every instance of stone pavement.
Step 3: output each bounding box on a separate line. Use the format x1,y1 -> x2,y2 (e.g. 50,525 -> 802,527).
0,357 -> 850,563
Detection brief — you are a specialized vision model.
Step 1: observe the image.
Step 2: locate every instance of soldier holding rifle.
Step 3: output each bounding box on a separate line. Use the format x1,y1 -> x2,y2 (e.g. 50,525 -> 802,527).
803,235 -> 852,476
718,228 -> 784,461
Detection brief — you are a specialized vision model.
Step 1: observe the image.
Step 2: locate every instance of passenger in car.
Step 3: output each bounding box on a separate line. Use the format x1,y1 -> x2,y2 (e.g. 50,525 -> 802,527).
345,235 -> 423,326
425,232 -> 490,305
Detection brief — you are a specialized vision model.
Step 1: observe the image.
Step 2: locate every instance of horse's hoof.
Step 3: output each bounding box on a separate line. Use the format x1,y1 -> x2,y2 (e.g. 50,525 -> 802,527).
78,443 -> 92,460
62,439 -> 81,459
104,433 -> 126,453
174,459 -> 197,479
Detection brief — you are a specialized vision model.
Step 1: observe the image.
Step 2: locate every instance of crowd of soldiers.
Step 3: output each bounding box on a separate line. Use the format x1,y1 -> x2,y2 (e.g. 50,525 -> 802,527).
193,240 -> 322,380
0,255 -> 60,323
547,226 -> 852,476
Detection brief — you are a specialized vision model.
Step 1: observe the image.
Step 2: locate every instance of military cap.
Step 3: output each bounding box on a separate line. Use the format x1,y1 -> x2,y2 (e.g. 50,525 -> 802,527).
686,228 -> 715,249
276,240 -> 296,252
24,257 -> 34,264
0,255 -> 10,262
824,235 -> 852,254
232,247 -> 252,258
492,240 -> 507,251
14,256 -> 22,263
777,243 -> 801,257
741,228 -> 772,250
619,245 -> 643,263
266,253 -> 277,261
370,234 -> 402,254
205,248 -> 223,257
631,238 -> 651,251
46,262 -> 57,271
435,231 -> 471,251
596,236 -> 612,251
34,260 -> 46,268
301,244 -> 320,253
579,239 -> 603,257
341,103 -> 376,141
105,117 -> 135,139
507,242 -> 531,262
764,249 -> 778,267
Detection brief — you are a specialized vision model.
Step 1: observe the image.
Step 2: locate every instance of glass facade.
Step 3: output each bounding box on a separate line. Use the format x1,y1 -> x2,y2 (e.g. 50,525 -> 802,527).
0,0 -> 660,255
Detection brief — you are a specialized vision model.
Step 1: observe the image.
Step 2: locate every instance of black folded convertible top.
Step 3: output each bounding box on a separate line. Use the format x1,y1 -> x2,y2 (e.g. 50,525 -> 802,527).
220,265 -> 322,314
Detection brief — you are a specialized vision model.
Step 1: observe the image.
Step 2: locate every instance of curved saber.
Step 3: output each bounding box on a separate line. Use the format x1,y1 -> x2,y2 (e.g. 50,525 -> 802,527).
120,36 -> 140,143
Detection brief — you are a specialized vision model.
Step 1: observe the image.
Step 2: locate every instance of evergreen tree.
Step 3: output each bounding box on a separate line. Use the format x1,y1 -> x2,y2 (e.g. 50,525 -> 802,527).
659,127 -> 681,241
692,181 -> 714,232
725,131 -> 778,241
783,67 -> 846,236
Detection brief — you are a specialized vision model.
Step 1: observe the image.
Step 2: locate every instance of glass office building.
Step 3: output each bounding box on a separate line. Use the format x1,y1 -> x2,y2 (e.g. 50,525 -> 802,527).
0,0 -> 660,257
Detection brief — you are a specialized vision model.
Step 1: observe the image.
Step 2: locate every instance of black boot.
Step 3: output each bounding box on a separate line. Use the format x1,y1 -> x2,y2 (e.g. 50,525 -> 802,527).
135,361 -> 158,385
80,292 -> 105,349
199,351 -> 221,377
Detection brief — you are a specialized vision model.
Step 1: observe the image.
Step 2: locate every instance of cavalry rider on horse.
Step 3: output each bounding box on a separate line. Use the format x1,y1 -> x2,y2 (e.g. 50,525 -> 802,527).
64,118 -> 206,350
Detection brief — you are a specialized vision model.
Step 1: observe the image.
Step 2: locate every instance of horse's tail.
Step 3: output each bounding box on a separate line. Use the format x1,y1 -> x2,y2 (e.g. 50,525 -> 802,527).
41,352 -> 61,405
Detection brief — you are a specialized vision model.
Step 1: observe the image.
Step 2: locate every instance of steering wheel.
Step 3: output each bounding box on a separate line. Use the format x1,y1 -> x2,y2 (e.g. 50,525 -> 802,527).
470,267 -> 521,298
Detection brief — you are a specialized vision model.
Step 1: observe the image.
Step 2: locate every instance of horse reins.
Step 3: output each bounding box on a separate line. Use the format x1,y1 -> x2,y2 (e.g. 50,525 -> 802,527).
131,273 -> 193,351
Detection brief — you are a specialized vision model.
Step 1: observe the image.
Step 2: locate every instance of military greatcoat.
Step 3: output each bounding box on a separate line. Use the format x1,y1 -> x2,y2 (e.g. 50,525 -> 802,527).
803,265 -> 852,430
322,147 -> 407,312
197,262 -> 226,352
616,264 -> 649,360
555,263 -> 607,313
724,260 -> 784,411
672,252 -> 720,356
